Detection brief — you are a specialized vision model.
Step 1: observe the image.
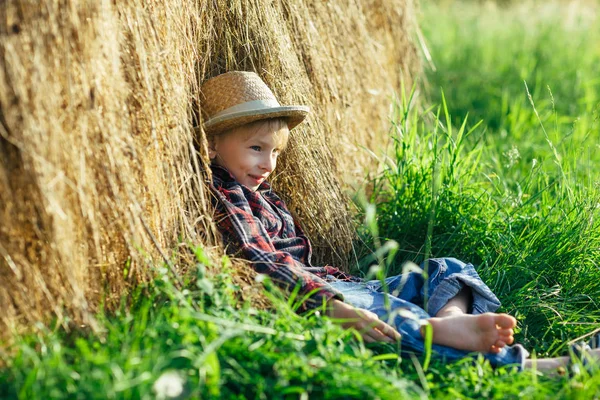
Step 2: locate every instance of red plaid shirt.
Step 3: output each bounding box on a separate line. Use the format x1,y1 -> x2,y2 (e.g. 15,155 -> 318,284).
210,164 -> 360,311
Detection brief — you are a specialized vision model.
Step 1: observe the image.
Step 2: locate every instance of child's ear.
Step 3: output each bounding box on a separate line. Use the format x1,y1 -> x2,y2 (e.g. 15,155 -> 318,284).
207,137 -> 217,160
208,147 -> 217,160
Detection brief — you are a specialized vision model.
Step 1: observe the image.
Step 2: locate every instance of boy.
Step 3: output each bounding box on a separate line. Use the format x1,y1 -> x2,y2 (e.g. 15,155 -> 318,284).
201,71 -> 598,372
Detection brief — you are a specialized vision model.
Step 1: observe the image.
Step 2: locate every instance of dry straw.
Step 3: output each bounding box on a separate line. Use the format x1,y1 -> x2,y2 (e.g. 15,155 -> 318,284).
0,0 -> 419,338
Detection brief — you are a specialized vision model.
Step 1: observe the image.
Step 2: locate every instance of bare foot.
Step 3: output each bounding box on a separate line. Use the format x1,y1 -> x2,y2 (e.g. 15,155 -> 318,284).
423,313 -> 517,353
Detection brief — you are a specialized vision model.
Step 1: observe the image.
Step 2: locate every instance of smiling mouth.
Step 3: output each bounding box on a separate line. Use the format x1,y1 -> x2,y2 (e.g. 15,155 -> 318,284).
248,174 -> 267,183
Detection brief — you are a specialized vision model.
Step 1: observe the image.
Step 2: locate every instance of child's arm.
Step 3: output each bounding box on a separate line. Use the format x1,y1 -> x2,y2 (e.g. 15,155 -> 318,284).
213,186 -> 343,311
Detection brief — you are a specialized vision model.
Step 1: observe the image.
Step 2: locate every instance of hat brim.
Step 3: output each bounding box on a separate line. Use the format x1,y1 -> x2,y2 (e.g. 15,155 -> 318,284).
203,105 -> 309,135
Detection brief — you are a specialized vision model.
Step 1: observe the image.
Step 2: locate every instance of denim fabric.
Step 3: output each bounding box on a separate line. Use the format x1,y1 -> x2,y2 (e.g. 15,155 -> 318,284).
328,257 -> 529,369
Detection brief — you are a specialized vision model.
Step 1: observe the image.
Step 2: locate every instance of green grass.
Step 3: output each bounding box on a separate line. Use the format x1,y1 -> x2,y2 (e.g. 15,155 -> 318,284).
2,0 -> 600,398
363,0 -> 600,354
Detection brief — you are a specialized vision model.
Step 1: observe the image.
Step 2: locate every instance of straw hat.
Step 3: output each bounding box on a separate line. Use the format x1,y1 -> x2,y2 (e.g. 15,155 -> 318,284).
200,71 -> 309,135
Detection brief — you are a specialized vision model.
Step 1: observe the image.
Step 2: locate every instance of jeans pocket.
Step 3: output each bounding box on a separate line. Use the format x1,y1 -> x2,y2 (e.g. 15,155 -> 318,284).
425,258 -> 447,290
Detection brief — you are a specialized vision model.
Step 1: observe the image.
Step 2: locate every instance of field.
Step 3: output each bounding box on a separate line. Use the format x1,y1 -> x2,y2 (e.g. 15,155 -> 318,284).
2,0 -> 600,398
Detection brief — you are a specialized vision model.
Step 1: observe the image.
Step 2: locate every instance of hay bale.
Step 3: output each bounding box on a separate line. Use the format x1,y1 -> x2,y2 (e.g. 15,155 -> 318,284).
0,0 -> 419,336
0,0 -> 218,335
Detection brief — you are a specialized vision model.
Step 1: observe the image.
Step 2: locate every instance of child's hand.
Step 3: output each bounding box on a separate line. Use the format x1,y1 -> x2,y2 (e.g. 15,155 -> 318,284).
327,299 -> 401,344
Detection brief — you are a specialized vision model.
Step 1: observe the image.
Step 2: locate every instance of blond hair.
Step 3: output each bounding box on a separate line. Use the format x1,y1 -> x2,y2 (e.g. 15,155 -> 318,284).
210,118 -> 290,150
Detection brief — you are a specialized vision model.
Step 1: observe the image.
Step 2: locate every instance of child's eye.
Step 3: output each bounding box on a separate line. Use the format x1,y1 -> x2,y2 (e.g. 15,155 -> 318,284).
250,146 -> 261,152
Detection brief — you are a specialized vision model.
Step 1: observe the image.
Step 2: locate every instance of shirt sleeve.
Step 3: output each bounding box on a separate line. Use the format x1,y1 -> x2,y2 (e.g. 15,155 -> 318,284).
211,187 -> 344,312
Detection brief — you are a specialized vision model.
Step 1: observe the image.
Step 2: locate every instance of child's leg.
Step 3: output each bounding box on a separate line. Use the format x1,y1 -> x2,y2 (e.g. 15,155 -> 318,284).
413,259 -> 516,352
435,286 -> 472,317
328,280 -> 527,368
524,348 -> 600,372
377,257 -> 501,317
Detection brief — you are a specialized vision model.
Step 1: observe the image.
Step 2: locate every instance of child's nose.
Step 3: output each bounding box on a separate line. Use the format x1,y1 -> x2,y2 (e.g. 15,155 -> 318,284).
260,154 -> 276,172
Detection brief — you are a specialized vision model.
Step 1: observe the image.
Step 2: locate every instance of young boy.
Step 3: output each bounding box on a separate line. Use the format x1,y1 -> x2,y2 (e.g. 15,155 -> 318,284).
201,71 -> 598,372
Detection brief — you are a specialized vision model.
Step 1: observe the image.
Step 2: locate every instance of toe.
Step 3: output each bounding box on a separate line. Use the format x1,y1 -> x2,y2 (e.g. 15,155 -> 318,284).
498,329 -> 514,345
496,314 -> 517,329
498,328 -> 514,338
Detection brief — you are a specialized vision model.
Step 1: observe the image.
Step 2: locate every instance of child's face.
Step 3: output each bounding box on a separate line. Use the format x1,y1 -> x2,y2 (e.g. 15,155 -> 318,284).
209,120 -> 289,191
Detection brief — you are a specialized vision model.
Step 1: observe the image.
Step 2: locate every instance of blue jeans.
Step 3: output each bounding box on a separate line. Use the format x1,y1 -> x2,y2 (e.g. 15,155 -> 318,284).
328,257 -> 529,369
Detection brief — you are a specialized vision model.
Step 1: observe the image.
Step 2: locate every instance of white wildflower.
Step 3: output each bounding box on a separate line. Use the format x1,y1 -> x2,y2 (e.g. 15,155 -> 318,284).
504,146 -> 521,168
153,370 -> 185,399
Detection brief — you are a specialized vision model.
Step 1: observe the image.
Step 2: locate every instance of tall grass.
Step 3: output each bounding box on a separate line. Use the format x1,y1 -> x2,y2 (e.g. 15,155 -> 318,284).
2,247 -> 598,399
363,88 -> 600,353
0,250 -> 426,399
360,0 -> 600,354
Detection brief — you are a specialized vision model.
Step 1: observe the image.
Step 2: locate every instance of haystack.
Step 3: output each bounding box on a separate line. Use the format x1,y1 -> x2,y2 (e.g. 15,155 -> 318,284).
0,0 -> 419,337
